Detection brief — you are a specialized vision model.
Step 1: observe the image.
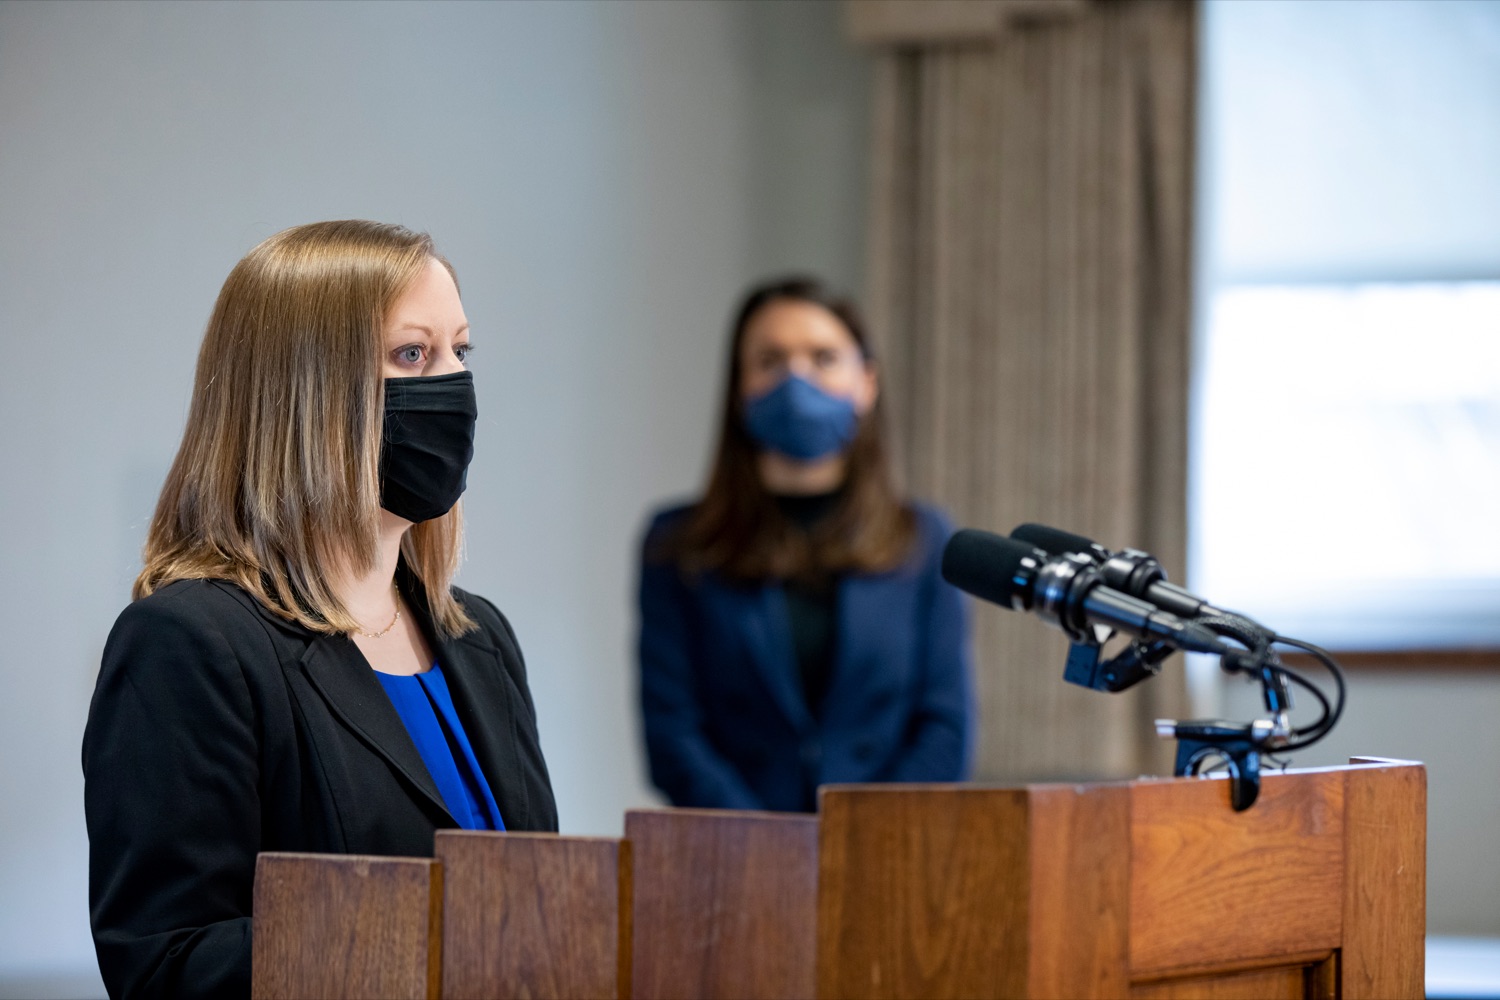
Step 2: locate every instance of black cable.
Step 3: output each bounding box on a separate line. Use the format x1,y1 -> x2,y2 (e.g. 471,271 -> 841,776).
1280,664 -> 1331,731
1190,615 -> 1346,753
1196,612 -> 1272,655
1072,606 -> 1349,765
1268,662 -> 1333,750
1269,635 -> 1347,744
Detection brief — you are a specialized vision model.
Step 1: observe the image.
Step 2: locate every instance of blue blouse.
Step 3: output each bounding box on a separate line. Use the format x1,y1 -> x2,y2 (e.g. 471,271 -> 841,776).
375,665 -> 506,831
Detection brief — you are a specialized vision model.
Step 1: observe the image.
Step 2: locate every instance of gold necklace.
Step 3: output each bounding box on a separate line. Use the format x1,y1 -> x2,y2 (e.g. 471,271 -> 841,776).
355,588 -> 401,639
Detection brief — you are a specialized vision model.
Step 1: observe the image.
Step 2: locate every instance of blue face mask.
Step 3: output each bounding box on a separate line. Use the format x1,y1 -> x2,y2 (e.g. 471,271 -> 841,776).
742,375 -> 859,461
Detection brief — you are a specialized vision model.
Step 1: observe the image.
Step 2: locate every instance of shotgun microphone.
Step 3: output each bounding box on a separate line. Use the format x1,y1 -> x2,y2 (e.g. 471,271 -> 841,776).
941,529 -> 1228,654
1010,523 -> 1240,622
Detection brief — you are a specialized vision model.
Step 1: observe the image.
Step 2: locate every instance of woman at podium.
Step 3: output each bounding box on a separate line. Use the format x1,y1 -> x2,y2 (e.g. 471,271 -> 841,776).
82,221 -> 557,1000
637,276 -> 974,813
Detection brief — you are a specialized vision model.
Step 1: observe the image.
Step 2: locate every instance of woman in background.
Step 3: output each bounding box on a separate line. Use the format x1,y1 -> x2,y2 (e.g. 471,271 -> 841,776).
638,276 -> 973,812
83,221 -> 555,1000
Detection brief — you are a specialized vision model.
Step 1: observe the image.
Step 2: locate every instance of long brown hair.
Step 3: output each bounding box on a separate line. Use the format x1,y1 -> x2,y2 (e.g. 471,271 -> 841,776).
135,220 -> 476,637
662,276 -> 916,582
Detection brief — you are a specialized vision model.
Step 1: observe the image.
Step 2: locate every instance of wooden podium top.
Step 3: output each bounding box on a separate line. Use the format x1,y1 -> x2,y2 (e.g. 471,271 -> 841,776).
254,758 -> 1425,1000
816,758 -> 1424,998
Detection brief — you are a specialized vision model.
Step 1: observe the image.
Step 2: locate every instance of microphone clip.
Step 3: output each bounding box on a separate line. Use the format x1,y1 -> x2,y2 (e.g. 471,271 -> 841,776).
1155,717 -> 1280,811
1063,637 -> 1174,693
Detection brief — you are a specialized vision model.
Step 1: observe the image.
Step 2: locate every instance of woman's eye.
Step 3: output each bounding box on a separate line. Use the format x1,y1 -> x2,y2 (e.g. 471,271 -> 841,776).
397,345 -> 425,366
815,349 -> 840,368
454,344 -> 471,364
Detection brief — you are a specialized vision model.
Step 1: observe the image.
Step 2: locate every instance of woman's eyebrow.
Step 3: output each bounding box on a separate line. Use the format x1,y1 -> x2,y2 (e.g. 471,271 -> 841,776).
388,323 -> 470,336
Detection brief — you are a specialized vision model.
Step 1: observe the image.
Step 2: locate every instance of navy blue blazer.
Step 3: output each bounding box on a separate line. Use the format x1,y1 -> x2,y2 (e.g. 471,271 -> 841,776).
638,502 -> 974,812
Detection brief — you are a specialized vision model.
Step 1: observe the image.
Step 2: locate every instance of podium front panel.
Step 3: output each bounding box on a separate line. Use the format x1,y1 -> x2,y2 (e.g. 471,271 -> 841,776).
816,761 -> 1424,999
435,831 -> 630,1000
627,809 -> 818,1000
818,786 -> 1031,999
1129,769 -> 1345,976
252,852 -> 441,1000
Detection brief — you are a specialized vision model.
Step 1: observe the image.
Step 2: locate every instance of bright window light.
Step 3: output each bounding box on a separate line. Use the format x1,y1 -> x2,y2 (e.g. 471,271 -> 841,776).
1192,282 -> 1500,650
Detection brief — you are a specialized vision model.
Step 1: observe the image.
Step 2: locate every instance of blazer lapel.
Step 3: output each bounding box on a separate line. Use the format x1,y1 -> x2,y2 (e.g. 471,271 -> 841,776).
211,580 -> 453,823
736,583 -> 815,733
823,570 -> 905,718
299,634 -> 454,823
430,625 -> 533,830
397,563 -> 536,831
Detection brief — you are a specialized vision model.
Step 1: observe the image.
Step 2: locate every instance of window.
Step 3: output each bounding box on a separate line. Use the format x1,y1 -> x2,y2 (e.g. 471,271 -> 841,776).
1192,282 -> 1500,649
1193,0 -> 1500,652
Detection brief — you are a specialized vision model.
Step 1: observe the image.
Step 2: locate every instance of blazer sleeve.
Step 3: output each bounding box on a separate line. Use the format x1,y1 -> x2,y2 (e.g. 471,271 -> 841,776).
637,518 -> 764,810
83,592 -> 261,1000
886,509 -> 976,782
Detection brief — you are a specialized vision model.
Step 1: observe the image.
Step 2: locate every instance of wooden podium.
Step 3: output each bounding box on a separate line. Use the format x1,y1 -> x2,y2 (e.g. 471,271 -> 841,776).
252,757 -> 1424,999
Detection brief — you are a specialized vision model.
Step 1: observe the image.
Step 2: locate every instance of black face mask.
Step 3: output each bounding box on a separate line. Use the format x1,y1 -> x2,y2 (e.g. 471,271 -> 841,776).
379,370 -> 478,523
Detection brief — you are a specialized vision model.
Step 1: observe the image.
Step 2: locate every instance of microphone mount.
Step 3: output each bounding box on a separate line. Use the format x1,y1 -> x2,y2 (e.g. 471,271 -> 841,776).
987,523 -> 1346,813
1157,718 -> 1277,811
1064,637 -> 1175,694
1152,640 -> 1296,811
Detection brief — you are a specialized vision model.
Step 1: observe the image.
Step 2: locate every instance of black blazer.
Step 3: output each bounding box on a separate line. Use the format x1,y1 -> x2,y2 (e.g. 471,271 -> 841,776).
82,571 -> 556,1000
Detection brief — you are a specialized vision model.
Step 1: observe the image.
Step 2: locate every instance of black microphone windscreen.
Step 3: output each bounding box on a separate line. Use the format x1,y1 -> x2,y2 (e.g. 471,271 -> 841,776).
1011,523 -> 1099,557
941,529 -> 1039,608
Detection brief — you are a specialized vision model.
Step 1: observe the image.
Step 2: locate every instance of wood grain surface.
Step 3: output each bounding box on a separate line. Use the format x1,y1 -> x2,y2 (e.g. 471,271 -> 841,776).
252,852 -> 441,1000
1341,758 -> 1427,999
817,786 -> 1029,999
250,761 -> 1424,1000
1129,963 -> 1310,999
1026,783 -> 1130,998
627,808 -> 818,1000
1129,769 -> 1345,976
435,831 -> 630,1000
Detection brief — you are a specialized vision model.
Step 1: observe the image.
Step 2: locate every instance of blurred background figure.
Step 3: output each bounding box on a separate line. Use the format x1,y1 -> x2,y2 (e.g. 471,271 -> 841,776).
638,278 -> 973,812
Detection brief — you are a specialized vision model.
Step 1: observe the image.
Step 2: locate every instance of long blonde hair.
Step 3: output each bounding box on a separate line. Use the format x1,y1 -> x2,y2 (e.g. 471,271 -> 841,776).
136,220 -> 476,637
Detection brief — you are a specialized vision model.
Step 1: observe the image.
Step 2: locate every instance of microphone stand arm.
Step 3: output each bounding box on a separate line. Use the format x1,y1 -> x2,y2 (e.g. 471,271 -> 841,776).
1155,646 -> 1293,812
1056,606 -> 1315,812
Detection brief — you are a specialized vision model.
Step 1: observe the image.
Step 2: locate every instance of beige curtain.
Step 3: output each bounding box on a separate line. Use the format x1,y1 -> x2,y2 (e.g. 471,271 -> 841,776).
855,0 -> 1198,781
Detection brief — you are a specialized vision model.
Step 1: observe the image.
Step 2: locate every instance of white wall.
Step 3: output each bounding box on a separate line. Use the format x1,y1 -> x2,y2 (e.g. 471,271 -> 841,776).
743,0 -> 871,294
0,2 -> 869,995
1195,0 -> 1500,936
